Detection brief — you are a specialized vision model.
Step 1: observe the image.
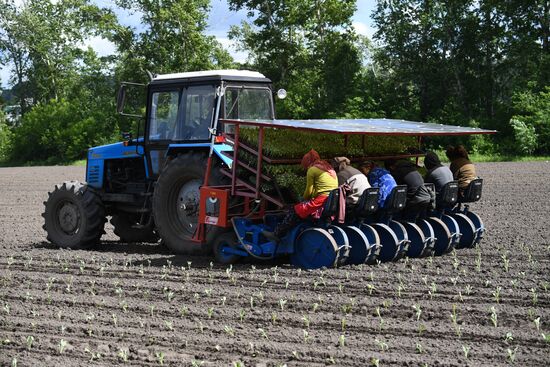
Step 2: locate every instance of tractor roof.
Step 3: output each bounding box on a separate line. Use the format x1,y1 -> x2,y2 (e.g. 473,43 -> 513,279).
151,70 -> 271,84
221,118 -> 497,136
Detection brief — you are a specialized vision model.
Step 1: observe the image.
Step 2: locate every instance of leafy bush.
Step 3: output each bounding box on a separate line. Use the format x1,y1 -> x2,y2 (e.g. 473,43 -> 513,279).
509,119 -> 538,155
10,99 -> 119,164
511,87 -> 550,154
0,113 -> 12,162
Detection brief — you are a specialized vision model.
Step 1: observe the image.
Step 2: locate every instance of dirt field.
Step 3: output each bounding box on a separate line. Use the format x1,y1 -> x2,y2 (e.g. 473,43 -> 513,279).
0,162 -> 549,366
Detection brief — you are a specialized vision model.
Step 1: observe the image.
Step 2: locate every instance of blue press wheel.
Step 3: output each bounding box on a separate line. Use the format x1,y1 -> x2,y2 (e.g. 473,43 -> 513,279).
417,219 -> 436,257
360,224 -> 381,264
427,217 -> 452,256
450,213 -> 476,249
464,211 -> 484,246
371,223 -> 399,262
213,232 -> 241,265
400,221 -> 426,258
291,228 -> 338,269
441,214 -> 461,253
342,226 -> 369,265
327,225 -> 350,266
389,220 -> 409,261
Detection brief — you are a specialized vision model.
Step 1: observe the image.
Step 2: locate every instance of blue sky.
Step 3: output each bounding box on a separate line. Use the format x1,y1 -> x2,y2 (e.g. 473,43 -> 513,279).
1,0 -> 377,87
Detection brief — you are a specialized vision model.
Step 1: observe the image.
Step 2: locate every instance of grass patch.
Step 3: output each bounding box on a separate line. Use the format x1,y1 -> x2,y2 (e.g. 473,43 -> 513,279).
430,149 -> 550,163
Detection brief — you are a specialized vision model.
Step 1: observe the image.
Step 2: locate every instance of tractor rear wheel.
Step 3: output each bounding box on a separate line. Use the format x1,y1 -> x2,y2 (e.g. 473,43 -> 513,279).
111,213 -> 159,243
42,181 -> 105,249
152,153 -> 223,255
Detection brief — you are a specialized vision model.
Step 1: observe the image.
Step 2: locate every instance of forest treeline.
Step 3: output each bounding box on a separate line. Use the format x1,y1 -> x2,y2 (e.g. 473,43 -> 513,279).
0,0 -> 548,164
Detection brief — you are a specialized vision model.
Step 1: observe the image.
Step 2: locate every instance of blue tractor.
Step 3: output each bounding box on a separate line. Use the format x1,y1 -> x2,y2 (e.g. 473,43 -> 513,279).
43,70 -> 276,254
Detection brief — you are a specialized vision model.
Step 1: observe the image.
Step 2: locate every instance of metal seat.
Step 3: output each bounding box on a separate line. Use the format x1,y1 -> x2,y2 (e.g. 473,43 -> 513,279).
438,180 -> 459,208
355,187 -> 380,217
458,178 -> 483,203
382,185 -> 407,215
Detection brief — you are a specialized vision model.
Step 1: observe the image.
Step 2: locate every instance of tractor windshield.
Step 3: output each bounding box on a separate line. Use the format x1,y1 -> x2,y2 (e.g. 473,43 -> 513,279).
149,85 -> 216,141
224,87 -> 273,120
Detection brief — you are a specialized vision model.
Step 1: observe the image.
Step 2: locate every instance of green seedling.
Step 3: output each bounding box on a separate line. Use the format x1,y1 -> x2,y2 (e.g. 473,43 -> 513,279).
413,304 -> 422,321
534,317 -> 541,332
155,351 -> 165,365
117,348 -> 128,362
490,306 -> 498,327
224,325 -> 235,337
338,334 -> 345,347
492,286 -> 502,303
302,314 -> 310,328
58,339 -> 68,354
25,335 -> 34,350
462,345 -> 471,359
506,346 -> 518,363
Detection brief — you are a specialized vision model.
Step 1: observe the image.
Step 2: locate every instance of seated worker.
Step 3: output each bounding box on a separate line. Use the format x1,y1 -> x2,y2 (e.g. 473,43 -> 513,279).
331,156 -> 371,206
423,151 -> 453,193
275,149 -> 338,236
358,161 -> 396,208
446,145 -> 477,191
385,159 -> 431,222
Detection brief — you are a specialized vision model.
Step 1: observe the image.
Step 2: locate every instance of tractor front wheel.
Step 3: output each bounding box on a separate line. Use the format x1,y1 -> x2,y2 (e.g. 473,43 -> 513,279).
42,181 -> 105,249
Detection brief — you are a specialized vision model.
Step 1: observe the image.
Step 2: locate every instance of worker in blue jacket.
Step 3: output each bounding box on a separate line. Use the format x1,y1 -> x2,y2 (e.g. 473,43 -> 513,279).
359,161 -> 397,208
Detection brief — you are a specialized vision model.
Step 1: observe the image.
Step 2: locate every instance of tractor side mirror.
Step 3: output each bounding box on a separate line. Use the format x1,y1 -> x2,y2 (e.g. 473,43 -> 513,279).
117,85 -> 127,114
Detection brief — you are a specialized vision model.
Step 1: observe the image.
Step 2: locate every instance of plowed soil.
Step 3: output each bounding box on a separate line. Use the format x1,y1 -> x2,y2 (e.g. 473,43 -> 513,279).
0,162 -> 549,366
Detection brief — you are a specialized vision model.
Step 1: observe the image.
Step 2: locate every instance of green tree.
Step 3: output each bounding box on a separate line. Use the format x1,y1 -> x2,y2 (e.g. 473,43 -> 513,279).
114,0 -> 234,83
372,0 -> 549,154
228,0 -> 361,118
0,0 -> 118,112
511,87 -> 550,154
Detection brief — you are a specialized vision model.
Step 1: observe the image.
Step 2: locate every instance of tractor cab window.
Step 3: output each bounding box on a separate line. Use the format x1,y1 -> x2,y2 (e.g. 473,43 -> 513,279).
149,90 -> 180,141
224,87 -> 273,120
178,85 -> 215,140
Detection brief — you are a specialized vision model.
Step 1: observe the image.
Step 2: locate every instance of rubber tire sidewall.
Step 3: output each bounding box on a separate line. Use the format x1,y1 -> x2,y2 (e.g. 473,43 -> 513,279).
152,153 -> 224,255
43,181 -> 105,249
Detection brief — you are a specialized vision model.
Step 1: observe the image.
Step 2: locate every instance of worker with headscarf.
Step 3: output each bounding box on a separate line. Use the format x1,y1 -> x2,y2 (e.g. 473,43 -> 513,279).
275,149 -> 338,236
331,156 -> 371,206
423,151 -> 453,193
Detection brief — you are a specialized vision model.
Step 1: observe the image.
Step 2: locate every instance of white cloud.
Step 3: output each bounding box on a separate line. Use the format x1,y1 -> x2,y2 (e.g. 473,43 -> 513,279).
215,37 -> 249,64
79,36 -> 117,57
0,67 -> 12,88
353,21 -> 375,39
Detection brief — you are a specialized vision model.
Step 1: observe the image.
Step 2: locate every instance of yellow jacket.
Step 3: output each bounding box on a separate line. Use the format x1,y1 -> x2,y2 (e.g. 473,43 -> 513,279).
303,166 -> 338,200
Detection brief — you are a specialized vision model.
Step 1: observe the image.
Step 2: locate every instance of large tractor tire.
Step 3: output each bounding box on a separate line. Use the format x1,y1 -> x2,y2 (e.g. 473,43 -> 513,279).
152,153 -> 223,255
111,213 -> 159,243
42,181 -> 105,249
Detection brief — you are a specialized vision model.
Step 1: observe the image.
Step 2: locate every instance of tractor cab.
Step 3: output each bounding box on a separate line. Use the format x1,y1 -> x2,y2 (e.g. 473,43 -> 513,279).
135,70 -> 275,176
